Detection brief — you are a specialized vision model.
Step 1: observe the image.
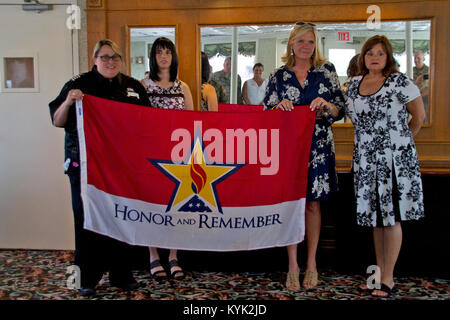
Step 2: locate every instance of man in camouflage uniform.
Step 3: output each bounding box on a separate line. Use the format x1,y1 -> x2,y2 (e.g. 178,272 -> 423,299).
209,79 -> 226,104
211,56 -> 243,104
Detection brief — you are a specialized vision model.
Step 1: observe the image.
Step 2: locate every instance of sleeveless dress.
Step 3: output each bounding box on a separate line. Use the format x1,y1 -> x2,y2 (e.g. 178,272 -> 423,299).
201,83 -> 216,111
245,78 -> 268,105
146,78 -> 185,110
201,83 -> 207,111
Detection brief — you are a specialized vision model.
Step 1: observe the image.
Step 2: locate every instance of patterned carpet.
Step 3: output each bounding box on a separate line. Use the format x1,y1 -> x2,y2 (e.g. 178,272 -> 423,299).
0,250 -> 449,301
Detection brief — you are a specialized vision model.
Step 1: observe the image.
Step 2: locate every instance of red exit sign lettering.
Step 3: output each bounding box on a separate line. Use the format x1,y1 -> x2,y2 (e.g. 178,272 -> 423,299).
338,32 -> 350,41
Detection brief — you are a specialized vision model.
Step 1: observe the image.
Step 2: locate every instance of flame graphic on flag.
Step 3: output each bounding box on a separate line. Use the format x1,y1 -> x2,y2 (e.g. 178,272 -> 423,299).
190,154 -> 207,194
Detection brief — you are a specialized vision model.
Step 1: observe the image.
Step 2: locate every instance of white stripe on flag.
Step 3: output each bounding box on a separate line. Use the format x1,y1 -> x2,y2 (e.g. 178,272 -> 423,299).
84,184 -> 305,251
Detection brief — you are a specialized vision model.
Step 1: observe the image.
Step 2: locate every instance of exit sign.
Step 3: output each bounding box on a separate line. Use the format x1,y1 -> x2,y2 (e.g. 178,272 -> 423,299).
338,32 -> 352,42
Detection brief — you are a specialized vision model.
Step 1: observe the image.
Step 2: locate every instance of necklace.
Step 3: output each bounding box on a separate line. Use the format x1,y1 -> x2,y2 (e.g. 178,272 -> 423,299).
291,67 -> 309,89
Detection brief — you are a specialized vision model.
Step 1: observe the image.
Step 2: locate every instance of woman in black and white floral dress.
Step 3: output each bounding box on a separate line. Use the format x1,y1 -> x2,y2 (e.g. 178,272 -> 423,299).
345,35 -> 425,298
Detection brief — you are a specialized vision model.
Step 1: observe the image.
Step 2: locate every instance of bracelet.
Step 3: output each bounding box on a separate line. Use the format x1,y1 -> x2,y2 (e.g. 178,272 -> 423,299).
321,103 -> 333,118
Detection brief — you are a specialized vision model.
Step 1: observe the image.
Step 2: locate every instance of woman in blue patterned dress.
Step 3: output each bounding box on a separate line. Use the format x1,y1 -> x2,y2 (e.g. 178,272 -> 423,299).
264,22 -> 345,290
144,37 -> 193,282
345,36 -> 425,297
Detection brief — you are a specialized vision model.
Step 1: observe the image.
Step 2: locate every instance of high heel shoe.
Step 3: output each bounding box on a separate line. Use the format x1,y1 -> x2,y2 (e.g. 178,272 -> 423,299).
302,270 -> 319,289
286,270 -> 300,291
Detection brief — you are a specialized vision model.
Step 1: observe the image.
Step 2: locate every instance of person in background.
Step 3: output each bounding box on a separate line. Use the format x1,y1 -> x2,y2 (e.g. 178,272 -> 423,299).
413,51 -> 429,122
345,35 -> 425,298
339,53 -> 361,123
264,21 -> 345,291
242,63 -> 268,105
201,51 -> 218,111
212,56 -> 243,104
141,71 -> 150,87
49,39 -> 149,297
209,78 -> 226,104
342,54 -> 360,93
145,37 -> 193,282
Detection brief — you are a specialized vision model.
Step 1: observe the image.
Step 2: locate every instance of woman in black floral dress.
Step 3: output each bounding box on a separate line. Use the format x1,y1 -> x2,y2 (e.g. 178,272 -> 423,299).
344,35 -> 425,297
264,22 -> 345,291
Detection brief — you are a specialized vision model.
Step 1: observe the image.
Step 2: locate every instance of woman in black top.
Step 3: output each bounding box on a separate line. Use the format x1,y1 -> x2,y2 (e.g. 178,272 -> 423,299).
49,39 -> 149,297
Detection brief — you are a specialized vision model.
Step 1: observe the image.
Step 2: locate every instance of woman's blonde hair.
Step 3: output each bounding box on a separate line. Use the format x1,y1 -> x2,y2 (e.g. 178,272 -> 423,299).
92,39 -> 123,60
281,22 -> 326,68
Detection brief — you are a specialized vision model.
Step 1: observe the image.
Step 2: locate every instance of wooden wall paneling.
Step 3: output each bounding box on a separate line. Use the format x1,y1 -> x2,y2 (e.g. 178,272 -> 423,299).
104,0 -> 429,11
86,7 -> 107,69
422,16 -> 436,128
87,0 -> 103,8
177,18 -> 199,109
103,9 -> 199,108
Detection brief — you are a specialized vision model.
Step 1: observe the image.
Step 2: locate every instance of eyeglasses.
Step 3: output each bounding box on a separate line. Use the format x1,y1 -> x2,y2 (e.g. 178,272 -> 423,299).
295,21 -> 316,27
97,54 -> 121,62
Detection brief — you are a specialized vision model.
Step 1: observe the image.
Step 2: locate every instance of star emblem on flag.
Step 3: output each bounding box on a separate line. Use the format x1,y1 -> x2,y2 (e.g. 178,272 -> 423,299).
148,133 -> 243,214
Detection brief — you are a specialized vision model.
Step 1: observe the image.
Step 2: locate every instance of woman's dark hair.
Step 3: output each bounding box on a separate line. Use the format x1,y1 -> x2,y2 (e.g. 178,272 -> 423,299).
201,52 -> 212,84
358,35 -> 398,76
149,37 -> 178,82
253,63 -> 264,70
347,54 -> 360,78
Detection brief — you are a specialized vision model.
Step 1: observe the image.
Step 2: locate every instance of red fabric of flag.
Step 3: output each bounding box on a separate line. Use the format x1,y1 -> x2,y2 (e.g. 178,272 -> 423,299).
80,95 -> 315,207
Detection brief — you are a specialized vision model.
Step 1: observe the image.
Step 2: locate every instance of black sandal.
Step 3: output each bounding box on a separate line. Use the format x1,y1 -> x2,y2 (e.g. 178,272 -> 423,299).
371,283 -> 394,298
168,259 -> 185,280
357,283 -> 374,294
149,259 -> 168,282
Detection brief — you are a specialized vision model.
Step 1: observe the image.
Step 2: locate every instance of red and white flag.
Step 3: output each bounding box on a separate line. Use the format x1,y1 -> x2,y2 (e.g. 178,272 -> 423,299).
218,103 -> 264,112
76,95 -> 315,251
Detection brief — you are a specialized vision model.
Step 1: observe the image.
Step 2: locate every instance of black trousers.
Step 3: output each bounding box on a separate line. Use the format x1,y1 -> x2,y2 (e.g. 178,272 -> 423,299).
68,173 -> 135,287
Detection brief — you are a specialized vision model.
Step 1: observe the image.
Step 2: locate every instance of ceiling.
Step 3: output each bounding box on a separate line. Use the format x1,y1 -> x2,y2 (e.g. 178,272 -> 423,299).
130,20 -> 431,41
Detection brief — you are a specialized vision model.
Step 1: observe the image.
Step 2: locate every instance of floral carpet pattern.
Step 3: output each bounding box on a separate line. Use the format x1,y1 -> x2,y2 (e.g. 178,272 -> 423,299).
0,250 -> 449,300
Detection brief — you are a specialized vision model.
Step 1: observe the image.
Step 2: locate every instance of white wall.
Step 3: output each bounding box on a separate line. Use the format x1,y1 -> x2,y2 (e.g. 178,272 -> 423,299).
130,41 -> 147,81
257,38 -> 277,79
0,2 -> 85,249
276,39 -> 287,70
253,38 -> 287,78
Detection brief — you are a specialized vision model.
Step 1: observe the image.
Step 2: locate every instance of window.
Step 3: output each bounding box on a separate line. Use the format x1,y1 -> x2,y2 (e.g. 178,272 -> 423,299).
328,49 -> 356,77
129,27 -> 176,81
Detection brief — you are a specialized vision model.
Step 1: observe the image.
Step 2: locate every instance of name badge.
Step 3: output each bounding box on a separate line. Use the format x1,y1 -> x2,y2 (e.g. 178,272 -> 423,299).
127,87 -> 140,98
